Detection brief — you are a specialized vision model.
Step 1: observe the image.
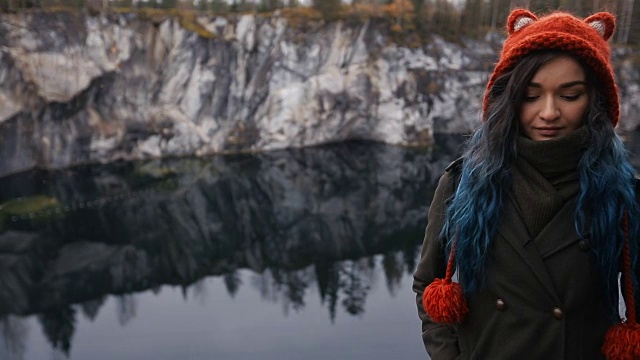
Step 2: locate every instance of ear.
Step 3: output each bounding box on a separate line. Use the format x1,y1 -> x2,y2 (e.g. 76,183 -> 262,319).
507,9 -> 538,35
584,12 -> 616,40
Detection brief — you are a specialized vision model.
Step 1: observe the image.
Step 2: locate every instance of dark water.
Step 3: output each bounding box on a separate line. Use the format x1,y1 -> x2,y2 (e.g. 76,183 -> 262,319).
1,131 -> 638,360
0,136 -> 467,360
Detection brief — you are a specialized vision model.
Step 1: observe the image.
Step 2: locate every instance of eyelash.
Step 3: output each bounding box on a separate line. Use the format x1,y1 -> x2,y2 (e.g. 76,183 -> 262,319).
562,94 -> 582,101
522,94 -> 583,102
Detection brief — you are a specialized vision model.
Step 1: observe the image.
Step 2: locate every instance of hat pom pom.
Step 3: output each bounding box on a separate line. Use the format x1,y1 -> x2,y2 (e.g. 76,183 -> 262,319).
422,278 -> 468,324
602,322 -> 640,360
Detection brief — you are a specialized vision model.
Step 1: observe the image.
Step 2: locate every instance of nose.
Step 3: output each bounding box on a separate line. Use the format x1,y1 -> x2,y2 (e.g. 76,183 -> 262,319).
539,96 -> 560,121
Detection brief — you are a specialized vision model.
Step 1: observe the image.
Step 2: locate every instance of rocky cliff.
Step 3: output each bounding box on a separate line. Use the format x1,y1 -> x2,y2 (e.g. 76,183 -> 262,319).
0,10 -> 639,177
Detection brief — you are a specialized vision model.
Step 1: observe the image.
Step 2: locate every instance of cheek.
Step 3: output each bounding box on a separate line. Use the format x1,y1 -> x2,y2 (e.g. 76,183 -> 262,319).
518,104 -> 533,126
568,101 -> 589,126
518,105 -> 535,137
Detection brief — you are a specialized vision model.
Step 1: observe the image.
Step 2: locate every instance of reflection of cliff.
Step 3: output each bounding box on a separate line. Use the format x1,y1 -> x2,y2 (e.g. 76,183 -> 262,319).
0,139 -> 463,355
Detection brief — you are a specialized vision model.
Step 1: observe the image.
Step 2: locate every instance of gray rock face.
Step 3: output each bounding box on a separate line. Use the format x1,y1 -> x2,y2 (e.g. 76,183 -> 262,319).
0,10 -> 639,176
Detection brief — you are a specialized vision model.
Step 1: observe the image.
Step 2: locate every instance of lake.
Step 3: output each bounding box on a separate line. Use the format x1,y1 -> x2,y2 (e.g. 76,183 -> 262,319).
1,131 -> 639,360
0,135 -> 469,360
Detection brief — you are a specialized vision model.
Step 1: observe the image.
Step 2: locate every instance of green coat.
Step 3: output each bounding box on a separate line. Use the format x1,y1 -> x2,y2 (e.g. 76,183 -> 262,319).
412,163 -> 640,360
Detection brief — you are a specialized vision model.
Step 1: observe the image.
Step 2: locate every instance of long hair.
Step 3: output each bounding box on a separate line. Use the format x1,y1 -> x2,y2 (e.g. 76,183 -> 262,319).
577,87 -> 640,318
443,51 -> 640,316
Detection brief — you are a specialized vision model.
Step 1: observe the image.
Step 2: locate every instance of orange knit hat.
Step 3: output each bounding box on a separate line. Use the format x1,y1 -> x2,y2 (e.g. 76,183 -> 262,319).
483,9 -> 619,126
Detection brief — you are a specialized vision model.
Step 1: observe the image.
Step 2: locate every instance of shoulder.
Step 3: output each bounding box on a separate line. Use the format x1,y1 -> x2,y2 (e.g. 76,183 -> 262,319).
443,157 -> 464,189
445,157 -> 464,175
435,157 -> 464,201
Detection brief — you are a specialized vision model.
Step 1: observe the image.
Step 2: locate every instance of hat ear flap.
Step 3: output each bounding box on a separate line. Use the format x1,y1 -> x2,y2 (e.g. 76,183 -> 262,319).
507,9 -> 537,34
585,12 -> 616,40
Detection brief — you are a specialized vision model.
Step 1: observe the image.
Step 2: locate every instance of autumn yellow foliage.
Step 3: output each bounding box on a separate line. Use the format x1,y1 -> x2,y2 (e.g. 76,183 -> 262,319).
342,0 -> 415,31
110,7 -> 215,38
385,0 -> 416,35
344,3 -> 384,19
178,12 -> 216,39
281,6 -> 322,28
383,0 -> 415,20
40,5 -> 79,13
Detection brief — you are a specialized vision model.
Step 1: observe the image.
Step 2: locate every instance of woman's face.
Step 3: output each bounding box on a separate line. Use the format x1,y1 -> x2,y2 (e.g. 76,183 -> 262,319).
519,56 -> 589,141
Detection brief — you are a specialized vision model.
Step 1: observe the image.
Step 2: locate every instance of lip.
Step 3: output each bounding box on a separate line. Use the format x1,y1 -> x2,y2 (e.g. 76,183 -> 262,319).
534,127 -> 564,136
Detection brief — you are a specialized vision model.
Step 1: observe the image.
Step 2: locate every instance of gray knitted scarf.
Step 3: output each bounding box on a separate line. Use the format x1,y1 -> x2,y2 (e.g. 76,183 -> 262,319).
511,126 -> 589,238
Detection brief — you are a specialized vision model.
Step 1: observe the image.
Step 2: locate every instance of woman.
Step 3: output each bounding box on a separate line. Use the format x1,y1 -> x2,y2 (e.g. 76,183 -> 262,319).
412,9 -> 640,360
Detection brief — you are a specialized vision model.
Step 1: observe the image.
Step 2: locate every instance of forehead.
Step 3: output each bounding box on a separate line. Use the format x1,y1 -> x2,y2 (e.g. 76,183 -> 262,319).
530,56 -> 587,84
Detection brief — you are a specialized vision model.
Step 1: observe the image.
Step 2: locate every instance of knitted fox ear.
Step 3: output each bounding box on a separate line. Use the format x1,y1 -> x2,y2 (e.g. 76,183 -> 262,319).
507,9 -> 537,34
585,12 -> 616,40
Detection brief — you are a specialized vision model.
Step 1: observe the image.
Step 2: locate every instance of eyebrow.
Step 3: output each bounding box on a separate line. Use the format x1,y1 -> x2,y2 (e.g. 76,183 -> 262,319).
528,80 -> 587,88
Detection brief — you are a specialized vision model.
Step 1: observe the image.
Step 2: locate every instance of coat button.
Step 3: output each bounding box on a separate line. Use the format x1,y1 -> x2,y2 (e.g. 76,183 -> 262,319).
579,240 -> 590,251
552,307 -> 564,320
496,298 -> 507,311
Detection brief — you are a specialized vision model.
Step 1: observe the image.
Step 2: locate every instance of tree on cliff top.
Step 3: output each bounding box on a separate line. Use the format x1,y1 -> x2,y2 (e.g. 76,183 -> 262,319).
312,0 -> 341,20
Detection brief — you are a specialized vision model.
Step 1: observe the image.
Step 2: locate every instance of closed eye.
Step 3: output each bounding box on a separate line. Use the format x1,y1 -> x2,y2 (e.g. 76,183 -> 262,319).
562,94 -> 583,101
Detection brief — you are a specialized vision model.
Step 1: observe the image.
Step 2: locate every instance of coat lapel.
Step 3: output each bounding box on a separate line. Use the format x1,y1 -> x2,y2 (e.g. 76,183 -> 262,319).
534,197 -> 586,259
497,193 -> 568,304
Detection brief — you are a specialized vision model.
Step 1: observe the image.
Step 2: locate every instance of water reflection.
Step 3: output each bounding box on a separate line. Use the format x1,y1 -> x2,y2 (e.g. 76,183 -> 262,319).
0,138 -> 465,358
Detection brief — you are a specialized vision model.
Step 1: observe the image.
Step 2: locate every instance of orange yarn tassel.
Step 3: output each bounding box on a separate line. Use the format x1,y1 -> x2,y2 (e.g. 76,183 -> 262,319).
602,212 -> 640,359
423,277 -> 468,324
422,241 -> 468,324
602,323 -> 640,360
